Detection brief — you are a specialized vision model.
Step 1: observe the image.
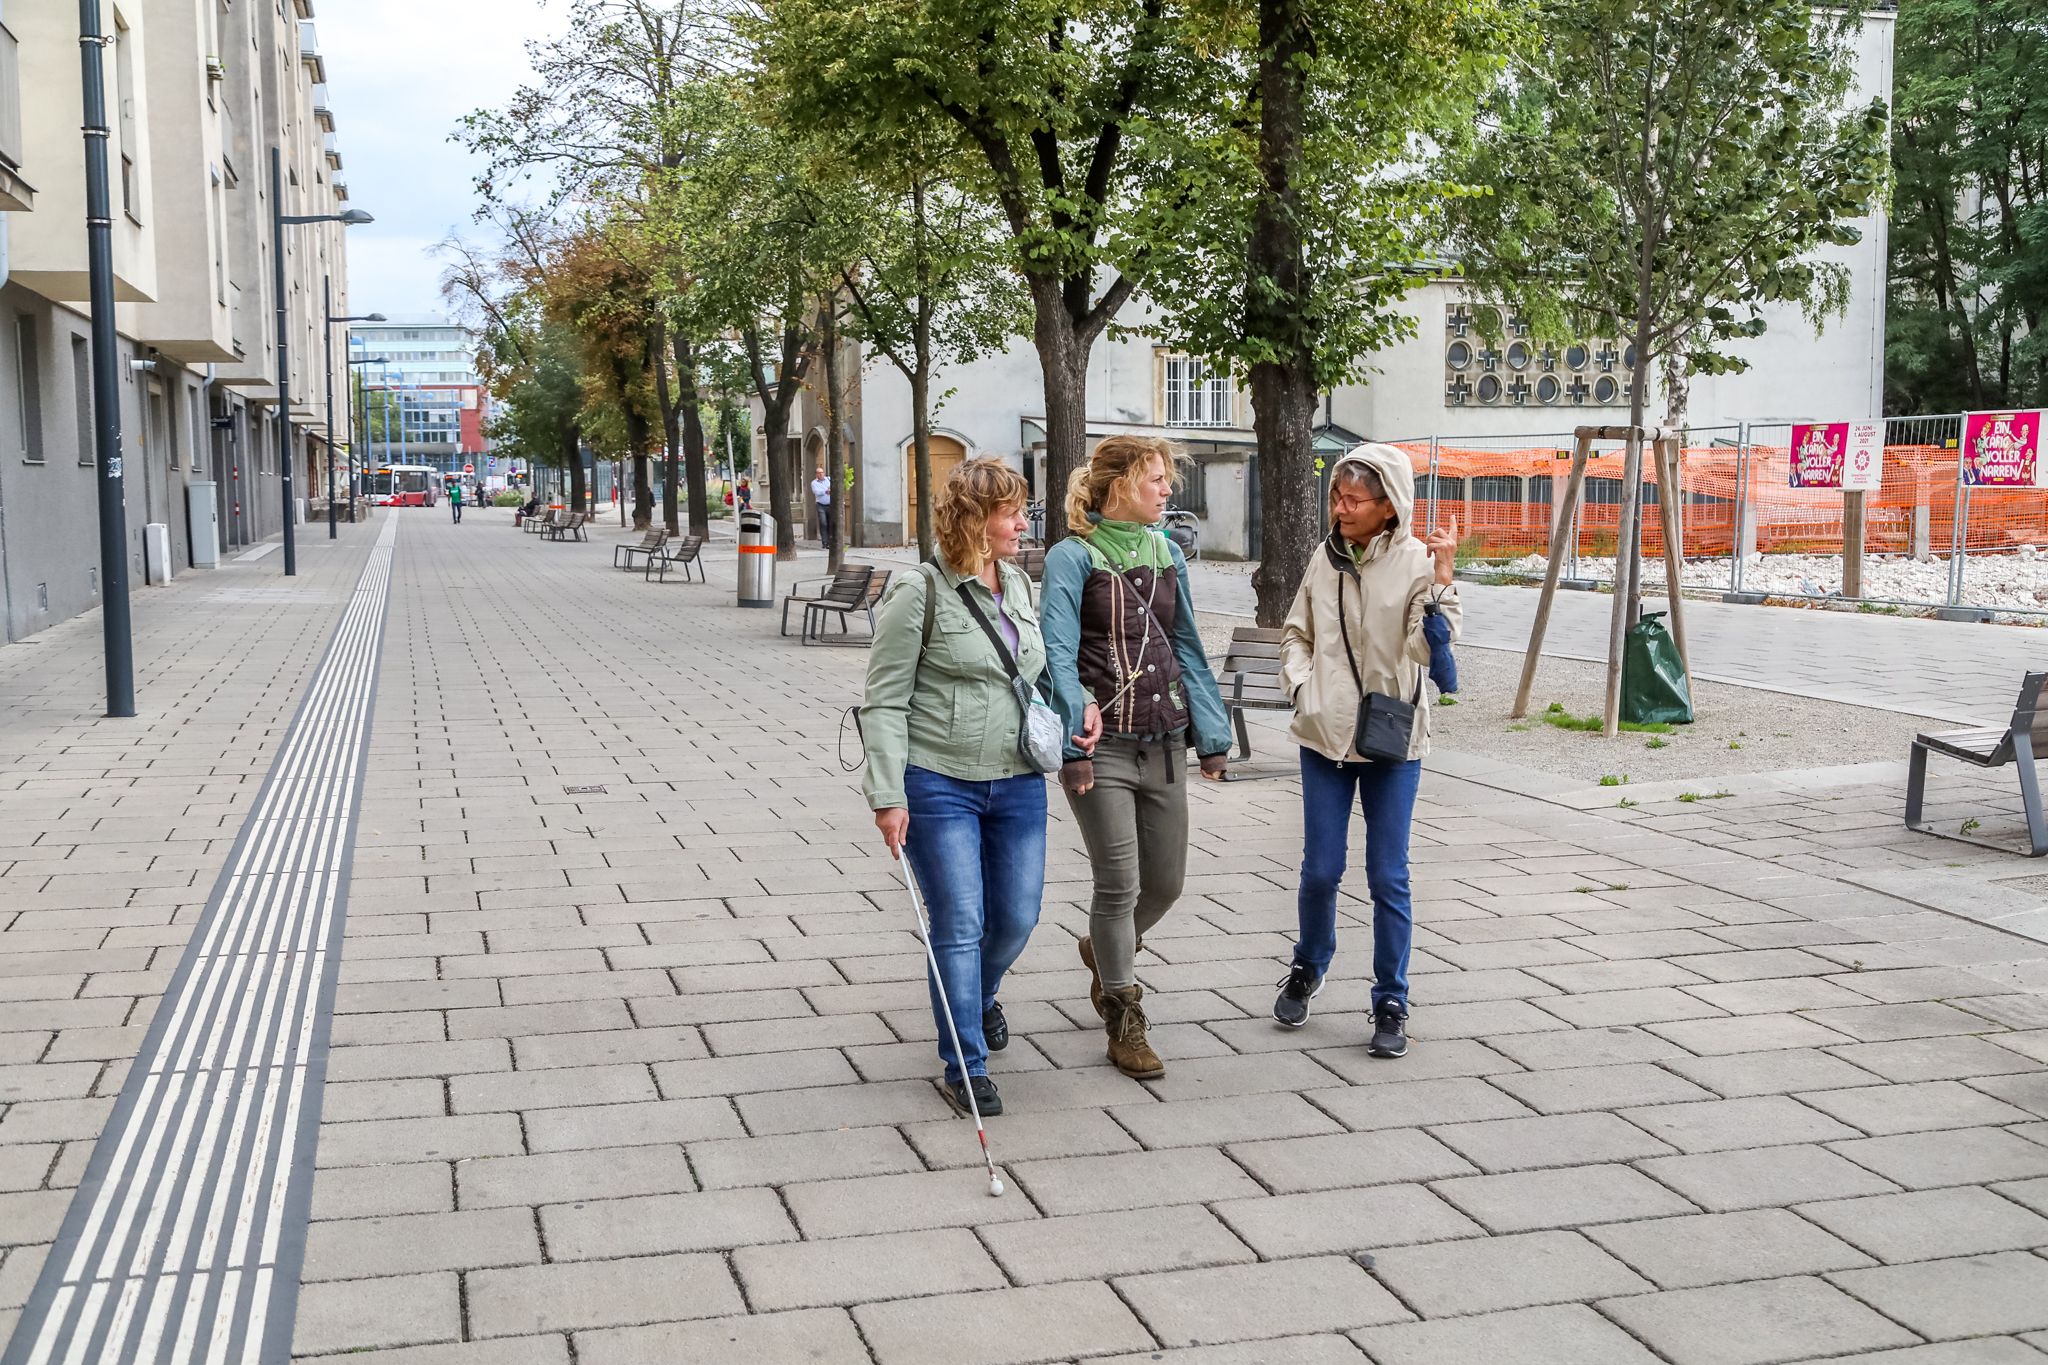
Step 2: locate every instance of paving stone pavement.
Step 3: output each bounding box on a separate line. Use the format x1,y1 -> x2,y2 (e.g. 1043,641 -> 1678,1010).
3,509 -> 2047,1365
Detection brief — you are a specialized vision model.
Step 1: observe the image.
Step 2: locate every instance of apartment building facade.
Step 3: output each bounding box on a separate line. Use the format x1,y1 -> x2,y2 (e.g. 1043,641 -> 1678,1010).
351,318 -> 490,479
0,0 -> 355,642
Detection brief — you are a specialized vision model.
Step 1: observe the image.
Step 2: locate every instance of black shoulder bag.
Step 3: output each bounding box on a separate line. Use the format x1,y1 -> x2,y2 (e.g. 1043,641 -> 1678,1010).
1337,572 -> 1421,763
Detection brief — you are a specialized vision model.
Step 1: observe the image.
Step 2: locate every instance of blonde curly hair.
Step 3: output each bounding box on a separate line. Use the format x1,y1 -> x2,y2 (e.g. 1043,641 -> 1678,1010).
1065,435 -> 1185,536
934,456 -> 1030,573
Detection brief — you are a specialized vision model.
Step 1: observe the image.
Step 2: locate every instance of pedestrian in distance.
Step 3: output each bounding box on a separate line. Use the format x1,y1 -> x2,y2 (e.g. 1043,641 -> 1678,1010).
737,476 -> 753,511
811,463 -> 835,551
449,479 -> 463,524
1274,443 -> 1459,1059
862,457 -> 1095,1116
1041,435 -> 1231,1079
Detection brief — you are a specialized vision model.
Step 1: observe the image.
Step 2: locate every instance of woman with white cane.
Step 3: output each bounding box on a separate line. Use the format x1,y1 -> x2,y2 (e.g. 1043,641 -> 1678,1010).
862,458 -> 1098,1123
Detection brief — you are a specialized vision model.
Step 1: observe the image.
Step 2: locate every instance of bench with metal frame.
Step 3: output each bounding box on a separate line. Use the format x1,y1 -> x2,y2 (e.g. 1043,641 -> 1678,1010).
1906,671 -> 2048,857
1218,626 -> 1291,774
543,510 -> 591,542
644,534 -> 706,583
781,565 -> 873,636
803,569 -> 893,646
615,527 -> 669,570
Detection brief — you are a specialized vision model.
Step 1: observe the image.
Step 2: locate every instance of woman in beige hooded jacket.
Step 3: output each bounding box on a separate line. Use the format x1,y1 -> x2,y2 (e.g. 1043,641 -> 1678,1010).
1272,443 -> 1460,1058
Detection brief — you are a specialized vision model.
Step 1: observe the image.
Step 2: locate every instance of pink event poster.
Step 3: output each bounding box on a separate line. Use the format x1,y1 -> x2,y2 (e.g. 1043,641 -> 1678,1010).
1789,421 -> 1884,491
1963,410 -> 2047,487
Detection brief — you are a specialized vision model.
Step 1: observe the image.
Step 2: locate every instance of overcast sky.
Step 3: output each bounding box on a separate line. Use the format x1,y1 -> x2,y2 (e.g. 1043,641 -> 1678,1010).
320,0 -> 559,320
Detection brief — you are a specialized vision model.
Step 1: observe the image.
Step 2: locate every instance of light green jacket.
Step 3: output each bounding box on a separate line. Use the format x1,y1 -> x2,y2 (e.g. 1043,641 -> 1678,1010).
862,556 -> 1048,810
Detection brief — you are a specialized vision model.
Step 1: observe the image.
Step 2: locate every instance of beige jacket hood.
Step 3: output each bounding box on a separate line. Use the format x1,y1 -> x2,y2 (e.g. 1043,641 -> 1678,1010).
1280,443 -> 1461,762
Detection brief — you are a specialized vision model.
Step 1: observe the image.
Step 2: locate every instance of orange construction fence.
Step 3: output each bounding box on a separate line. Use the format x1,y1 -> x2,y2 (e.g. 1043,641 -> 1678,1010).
1388,440 -> 2048,561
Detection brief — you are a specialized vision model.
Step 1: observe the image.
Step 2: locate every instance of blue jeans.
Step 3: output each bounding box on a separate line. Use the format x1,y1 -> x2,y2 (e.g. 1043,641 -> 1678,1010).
1293,748 -> 1422,1010
901,765 -> 1048,1083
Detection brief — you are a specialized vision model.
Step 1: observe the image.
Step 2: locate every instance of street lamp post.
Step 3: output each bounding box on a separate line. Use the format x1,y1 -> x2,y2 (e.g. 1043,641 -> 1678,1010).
322,280 -> 383,538
271,144 -> 370,575
347,355 -> 389,506
77,2 -> 133,718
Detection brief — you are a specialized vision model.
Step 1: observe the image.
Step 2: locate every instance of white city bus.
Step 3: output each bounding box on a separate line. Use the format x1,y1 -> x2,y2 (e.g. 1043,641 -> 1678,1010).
371,464 -> 439,507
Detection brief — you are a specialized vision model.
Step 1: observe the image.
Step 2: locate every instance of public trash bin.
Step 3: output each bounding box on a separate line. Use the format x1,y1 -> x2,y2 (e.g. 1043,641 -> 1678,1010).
738,509 -> 776,608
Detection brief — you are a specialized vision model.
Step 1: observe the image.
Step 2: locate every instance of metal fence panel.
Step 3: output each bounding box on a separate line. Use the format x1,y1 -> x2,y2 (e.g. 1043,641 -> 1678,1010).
1387,414 -> 2048,617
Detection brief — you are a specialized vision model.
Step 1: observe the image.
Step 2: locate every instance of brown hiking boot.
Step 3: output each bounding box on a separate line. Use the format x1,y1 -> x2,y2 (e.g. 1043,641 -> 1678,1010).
1079,935 -> 1142,1022
1103,984 -> 1165,1079
1078,936 -> 1107,1020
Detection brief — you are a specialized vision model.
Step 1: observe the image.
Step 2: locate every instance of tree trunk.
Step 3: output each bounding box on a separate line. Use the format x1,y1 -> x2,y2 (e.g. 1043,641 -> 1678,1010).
1246,0 -> 1316,628
820,296 -> 848,572
1661,351 -> 1691,431
563,423 -> 586,513
1030,280 -> 1091,548
910,365 -> 935,561
674,332 -> 710,539
652,320 -> 681,535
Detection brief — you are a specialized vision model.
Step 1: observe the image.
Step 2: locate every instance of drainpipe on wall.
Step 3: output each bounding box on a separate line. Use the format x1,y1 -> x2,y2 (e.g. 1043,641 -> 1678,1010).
0,215 -> 14,640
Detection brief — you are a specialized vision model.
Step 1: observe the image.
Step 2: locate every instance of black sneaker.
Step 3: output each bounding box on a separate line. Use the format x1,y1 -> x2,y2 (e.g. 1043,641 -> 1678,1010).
983,1001 -> 1009,1052
1272,964 -> 1324,1028
945,1074 -> 1003,1117
1370,1003 -> 1409,1058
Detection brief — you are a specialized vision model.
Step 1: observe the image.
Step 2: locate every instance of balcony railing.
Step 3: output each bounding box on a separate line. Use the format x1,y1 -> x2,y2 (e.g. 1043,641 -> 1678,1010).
0,23 -> 22,173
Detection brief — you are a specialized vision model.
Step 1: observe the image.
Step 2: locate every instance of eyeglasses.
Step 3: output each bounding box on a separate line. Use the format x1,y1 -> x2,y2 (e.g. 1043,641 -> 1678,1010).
1331,493 -> 1384,512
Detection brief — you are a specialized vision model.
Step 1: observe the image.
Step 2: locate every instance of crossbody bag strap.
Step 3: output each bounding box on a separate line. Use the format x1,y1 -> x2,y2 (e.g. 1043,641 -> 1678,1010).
1335,571 -> 1366,699
956,581 -> 1023,684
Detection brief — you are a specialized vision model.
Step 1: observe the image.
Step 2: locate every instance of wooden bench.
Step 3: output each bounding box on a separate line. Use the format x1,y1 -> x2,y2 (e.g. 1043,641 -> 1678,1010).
804,569 -> 892,646
1906,672 -> 2048,857
644,534 -> 706,583
542,509 -> 591,542
1218,627 -> 1291,767
781,565 -> 873,636
1013,547 -> 1047,582
615,527 -> 669,570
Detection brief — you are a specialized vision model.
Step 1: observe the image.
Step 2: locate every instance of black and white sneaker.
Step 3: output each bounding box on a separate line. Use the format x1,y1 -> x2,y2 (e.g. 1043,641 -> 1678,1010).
1369,1003 -> 1409,1058
1272,964 -> 1324,1028
945,1074 -> 1003,1117
983,1002 -> 1009,1052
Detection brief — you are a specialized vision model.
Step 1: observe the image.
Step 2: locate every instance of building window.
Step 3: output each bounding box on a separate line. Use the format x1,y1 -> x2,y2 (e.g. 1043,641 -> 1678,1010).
114,15 -> 141,224
72,337 -> 93,465
15,315 -> 42,463
211,169 -> 227,305
1161,353 -> 1235,428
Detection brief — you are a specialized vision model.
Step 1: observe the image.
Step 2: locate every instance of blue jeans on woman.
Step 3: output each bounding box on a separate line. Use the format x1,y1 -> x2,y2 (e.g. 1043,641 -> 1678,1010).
1293,748 -> 1422,1011
901,764 -> 1048,1084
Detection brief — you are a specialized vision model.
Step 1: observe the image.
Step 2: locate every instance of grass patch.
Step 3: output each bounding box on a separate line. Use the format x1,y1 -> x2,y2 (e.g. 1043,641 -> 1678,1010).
1962,818 -> 1982,834
1677,790 -> 1736,803
1437,695 -> 1459,707
1729,740 -> 1743,750
1542,705 -> 1674,735
1506,722 -> 1531,733
1617,798 -> 1638,809
1858,602 -> 1902,615
1644,737 -> 1668,750
1598,774 -> 1628,787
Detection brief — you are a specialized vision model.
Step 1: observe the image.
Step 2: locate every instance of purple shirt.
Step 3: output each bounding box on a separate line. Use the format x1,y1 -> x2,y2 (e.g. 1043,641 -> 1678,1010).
989,588 -> 1021,657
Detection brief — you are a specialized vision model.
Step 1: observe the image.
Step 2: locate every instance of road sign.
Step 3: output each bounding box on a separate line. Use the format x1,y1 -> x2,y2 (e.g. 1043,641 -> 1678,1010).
463,463 -> 475,474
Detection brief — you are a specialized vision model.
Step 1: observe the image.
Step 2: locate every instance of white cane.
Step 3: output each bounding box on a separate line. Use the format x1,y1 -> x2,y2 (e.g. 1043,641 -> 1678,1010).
898,856 -> 1004,1198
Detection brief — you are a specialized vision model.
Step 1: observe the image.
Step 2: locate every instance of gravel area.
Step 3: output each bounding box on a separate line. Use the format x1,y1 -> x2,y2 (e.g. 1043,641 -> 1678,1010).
1193,613 -> 1941,786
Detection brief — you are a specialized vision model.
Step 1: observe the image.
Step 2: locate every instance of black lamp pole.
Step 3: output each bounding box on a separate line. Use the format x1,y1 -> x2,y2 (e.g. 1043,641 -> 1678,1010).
271,146 -> 371,573
78,2 -> 133,717
323,284 -> 383,539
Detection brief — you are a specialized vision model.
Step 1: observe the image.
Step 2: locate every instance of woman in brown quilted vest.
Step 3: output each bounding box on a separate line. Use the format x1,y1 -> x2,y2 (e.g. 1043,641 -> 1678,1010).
1041,436 -> 1234,1078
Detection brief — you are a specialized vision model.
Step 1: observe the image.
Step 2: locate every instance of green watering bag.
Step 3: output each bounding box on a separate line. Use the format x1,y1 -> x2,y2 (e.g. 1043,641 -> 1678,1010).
1622,611 -> 1694,726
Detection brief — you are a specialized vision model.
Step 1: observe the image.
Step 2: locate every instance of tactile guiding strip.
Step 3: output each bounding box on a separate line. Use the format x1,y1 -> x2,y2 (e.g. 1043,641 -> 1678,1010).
3,516 -> 399,1365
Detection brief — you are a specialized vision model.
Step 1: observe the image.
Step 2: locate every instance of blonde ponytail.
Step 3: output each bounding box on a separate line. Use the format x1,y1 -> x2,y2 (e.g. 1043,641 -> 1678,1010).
1064,435 -> 1185,536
